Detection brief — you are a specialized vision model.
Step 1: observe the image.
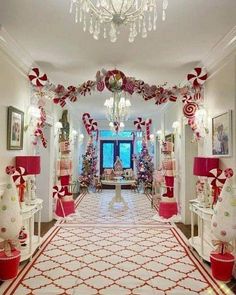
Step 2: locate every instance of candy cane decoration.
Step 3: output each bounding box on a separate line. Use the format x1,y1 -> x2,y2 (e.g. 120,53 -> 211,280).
82,113 -> 91,127
134,117 -> 145,131
187,67 -> 207,88
34,128 -> 47,148
28,68 -> 48,87
145,118 -> 152,140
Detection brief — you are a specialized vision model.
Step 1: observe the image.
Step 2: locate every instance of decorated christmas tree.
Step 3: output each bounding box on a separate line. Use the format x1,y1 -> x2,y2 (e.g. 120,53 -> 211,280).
136,138 -> 154,184
80,136 -> 98,186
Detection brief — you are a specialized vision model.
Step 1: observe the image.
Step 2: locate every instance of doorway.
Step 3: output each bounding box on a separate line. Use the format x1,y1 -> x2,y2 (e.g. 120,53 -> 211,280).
100,140 -> 133,174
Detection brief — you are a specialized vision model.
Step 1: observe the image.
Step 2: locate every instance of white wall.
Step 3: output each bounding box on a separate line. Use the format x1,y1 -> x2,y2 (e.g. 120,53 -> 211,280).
0,49 -> 31,185
201,56 -> 236,183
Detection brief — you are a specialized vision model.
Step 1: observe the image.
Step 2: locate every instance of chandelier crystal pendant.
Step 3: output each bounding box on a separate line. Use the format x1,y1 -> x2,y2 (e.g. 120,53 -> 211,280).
70,0 -> 168,42
104,92 -> 131,132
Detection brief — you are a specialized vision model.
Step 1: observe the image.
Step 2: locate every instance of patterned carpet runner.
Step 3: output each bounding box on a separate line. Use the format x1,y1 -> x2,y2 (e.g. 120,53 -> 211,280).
1,190 -> 232,294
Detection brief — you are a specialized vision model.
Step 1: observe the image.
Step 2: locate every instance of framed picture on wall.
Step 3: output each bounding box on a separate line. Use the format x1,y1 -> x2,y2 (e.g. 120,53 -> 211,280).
7,106 -> 24,150
212,110 -> 232,157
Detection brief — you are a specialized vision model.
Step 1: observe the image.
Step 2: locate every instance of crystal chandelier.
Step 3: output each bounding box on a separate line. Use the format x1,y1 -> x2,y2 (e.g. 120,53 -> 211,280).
104,92 -> 131,130
70,0 -> 168,42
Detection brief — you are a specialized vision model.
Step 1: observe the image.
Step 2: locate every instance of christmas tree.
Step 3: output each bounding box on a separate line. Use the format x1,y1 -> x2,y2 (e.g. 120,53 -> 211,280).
80,136 -> 98,186
136,138 -> 154,184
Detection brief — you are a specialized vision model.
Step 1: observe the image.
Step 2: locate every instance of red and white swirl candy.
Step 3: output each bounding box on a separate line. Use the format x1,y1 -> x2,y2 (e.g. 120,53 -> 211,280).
97,81 -> 105,92
28,68 -> 48,87
53,186 -> 66,199
208,169 -> 226,188
134,117 -> 145,131
224,168 -> 234,179
187,67 -> 207,87
183,102 -> 198,118
5,166 -> 16,175
12,167 -> 26,185
86,119 -> 98,135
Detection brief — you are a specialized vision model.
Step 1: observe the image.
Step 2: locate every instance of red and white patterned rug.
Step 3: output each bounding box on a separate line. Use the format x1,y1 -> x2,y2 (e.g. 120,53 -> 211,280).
1,191 -> 232,294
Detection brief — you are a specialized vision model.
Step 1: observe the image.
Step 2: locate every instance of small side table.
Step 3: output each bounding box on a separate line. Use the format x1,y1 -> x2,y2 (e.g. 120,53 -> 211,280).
20,199 -> 43,262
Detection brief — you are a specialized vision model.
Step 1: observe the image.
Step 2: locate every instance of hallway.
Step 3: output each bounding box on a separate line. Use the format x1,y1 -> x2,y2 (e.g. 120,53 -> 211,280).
1,191 -> 231,295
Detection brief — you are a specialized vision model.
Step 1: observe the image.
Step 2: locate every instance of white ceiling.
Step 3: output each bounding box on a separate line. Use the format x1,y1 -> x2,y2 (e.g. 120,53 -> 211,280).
0,0 -> 236,121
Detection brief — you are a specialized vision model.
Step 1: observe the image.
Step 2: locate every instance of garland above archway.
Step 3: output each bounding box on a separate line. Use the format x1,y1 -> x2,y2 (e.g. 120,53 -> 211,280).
28,67 -> 208,147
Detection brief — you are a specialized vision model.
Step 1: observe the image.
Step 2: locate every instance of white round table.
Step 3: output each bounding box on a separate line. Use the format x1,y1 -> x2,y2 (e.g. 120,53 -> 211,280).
101,179 -> 136,208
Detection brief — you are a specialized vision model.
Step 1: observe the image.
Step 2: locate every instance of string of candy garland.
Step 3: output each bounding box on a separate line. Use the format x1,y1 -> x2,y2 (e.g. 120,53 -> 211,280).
28,67 -> 208,143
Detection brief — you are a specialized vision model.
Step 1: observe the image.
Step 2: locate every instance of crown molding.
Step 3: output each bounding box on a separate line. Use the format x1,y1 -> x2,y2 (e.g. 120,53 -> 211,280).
0,25 -> 35,76
201,26 -> 236,78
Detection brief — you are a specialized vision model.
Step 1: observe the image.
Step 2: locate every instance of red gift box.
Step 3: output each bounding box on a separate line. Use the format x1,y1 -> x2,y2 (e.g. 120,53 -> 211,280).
159,202 -> 178,219
210,252 -> 235,282
0,249 -> 21,280
55,199 -> 75,217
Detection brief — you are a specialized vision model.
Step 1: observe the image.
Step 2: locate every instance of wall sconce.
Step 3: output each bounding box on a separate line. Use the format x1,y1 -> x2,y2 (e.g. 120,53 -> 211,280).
156,130 -> 163,141
172,121 -> 180,138
78,133 -> 84,142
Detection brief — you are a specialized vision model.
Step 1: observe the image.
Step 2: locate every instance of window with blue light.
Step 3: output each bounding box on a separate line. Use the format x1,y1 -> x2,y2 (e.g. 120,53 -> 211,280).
102,143 -> 114,168
100,130 -> 133,138
119,143 -> 131,168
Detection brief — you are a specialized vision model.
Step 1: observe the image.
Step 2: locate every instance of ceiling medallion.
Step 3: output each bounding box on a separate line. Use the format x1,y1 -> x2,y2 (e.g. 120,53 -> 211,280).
70,0 -> 168,42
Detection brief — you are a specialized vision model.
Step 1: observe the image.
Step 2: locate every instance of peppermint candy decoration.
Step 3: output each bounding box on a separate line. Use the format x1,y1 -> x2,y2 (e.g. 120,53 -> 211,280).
53,186 -> 66,199
12,167 -> 26,185
124,79 -> 135,95
134,117 -> 145,131
187,67 -> 207,87
182,95 -> 192,104
183,102 -> 198,118
97,80 -> 105,92
224,168 -> 234,179
208,169 -> 226,188
5,166 -> 16,175
86,119 -> 98,134
169,95 -> 177,102
28,68 -> 48,87
34,128 -> 47,148
53,97 -> 67,108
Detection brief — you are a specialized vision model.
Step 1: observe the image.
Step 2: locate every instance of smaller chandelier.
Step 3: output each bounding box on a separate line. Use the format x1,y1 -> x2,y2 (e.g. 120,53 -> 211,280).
70,0 -> 168,42
104,93 -> 131,125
